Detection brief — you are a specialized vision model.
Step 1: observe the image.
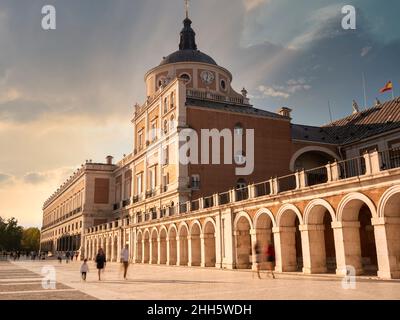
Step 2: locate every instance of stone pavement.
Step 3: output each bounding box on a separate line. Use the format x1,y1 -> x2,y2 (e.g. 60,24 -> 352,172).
0,260 -> 95,300
1,259 -> 400,300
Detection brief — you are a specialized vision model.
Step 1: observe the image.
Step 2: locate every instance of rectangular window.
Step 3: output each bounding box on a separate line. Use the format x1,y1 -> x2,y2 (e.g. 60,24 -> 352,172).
162,146 -> 169,165
191,174 -> 200,190
150,120 -> 157,142
136,174 -> 142,195
138,130 -> 144,150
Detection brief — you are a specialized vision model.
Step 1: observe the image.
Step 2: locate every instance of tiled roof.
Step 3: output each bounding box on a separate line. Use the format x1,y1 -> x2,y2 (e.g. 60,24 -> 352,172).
186,98 -> 288,120
292,97 -> 400,145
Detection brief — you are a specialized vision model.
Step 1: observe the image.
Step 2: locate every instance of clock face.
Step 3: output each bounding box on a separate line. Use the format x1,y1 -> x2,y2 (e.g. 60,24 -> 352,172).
200,71 -> 215,85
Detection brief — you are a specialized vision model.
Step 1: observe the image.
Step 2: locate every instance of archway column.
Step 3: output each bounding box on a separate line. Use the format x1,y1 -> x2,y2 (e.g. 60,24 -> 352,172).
250,229 -> 257,271
300,224 -> 327,274
332,221 -> 363,276
166,237 -> 171,265
273,226 -> 297,272
187,236 -> 193,266
372,217 -> 400,279
215,217 -> 222,268
105,237 -> 110,261
200,234 -> 206,267
141,240 -> 145,263
176,236 -> 181,266
157,238 -> 161,264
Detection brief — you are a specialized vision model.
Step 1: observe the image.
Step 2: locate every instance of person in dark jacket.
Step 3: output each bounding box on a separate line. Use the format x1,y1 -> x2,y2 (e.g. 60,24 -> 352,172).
95,248 -> 106,281
265,241 -> 275,279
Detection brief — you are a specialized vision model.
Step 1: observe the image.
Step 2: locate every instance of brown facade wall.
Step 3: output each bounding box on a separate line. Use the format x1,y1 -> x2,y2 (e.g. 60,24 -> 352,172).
187,107 -> 293,198
94,178 -> 110,204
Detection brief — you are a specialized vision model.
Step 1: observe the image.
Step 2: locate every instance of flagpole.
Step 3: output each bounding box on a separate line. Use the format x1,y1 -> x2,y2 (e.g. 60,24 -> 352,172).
362,72 -> 367,108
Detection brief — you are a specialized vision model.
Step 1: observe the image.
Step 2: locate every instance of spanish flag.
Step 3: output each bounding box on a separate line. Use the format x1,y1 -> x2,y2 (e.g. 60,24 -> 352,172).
380,81 -> 393,93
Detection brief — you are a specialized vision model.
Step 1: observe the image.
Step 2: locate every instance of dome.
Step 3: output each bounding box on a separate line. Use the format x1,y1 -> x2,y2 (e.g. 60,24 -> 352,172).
159,17 -> 218,67
159,50 -> 217,66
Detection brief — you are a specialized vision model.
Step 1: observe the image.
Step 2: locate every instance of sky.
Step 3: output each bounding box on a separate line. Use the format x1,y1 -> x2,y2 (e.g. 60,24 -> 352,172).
0,0 -> 399,227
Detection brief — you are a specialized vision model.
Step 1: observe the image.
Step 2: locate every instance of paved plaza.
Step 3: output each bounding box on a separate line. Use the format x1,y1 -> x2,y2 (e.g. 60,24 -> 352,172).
1,259 -> 400,300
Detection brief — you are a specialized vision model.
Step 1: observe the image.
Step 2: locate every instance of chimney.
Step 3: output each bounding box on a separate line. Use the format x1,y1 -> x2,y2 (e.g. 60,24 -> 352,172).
106,155 -> 113,165
277,107 -> 292,118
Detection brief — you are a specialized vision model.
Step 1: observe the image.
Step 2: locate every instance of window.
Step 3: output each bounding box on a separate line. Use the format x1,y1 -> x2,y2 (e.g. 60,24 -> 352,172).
191,174 -> 200,190
179,73 -> 191,83
170,115 -> 175,131
136,174 -> 143,195
162,174 -> 169,189
234,151 -> 246,165
163,120 -> 168,135
170,92 -> 175,108
162,146 -> 169,165
220,79 -> 227,91
138,130 -> 144,150
163,97 -> 168,114
234,123 -> 243,136
150,120 -> 157,142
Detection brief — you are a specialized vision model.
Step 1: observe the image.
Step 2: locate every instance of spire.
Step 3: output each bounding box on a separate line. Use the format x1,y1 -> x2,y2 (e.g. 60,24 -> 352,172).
179,0 -> 197,50
185,0 -> 189,19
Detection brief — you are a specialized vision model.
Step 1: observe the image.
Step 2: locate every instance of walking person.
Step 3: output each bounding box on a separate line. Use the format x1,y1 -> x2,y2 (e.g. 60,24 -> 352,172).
253,241 -> 262,279
80,259 -> 89,281
265,241 -> 275,279
75,252 -> 79,261
65,251 -> 70,263
95,248 -> 106,281
120,244 -> 130,280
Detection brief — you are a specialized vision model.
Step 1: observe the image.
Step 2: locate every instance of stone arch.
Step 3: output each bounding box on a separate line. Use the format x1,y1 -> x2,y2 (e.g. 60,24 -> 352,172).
178,222 -> 189,266
376,186 -> 400,278
275,204 -> 303,272
303,199 -> 337,273
253,208 -> 275,269
203,219 -> 216,267
337,192 -> 378,275
190,220 -> 202,266
159,226 -> 168,264
150,228 -> 159,264
168,224 -> 178,265
233,211 -> 254,230
143,229 -> 150,263
289,146 -> 340,172
234,211 -> 253,269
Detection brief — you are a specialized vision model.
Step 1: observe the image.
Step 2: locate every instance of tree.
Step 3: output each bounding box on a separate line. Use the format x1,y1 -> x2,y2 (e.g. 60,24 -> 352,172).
21,228 -> 41,252
0,217 -> 23,251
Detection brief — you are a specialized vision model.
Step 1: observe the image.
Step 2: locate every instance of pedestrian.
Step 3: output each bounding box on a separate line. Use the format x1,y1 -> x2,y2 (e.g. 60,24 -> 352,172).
120,244 -> 130,280
253,241 -> 261,279
75,252 -> 79,261
65,251 -> 70,263
57,252 -> 62,263
80,259 -> 89,281
95,248 -> 106,281
266,241 -> 276,279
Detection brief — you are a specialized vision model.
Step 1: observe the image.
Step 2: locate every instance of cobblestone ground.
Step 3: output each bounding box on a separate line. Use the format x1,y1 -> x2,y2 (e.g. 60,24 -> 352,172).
1,259 -> 400,300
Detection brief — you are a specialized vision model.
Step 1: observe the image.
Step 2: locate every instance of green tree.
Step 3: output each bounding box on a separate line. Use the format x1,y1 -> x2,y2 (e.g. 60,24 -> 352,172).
0,217 -> 23,251
21,227 -> 41,252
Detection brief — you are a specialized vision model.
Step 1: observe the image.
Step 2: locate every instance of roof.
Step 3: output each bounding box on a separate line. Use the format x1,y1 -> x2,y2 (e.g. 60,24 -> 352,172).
292,97 -> 400,145
186,98 -> 288,120
160,49 -> 217,66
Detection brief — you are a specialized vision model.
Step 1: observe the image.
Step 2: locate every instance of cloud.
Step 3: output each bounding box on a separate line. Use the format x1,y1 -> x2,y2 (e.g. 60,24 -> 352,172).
243,0 -> 270,12
257,85 -> 289,99
0,173 -> 12,185
361,46 -> 372,57
23,172 -> 49,185
256,79 -> 311,99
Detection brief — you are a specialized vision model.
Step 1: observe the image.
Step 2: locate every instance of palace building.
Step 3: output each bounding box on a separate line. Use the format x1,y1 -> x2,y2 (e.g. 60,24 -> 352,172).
40,12 -> 400,279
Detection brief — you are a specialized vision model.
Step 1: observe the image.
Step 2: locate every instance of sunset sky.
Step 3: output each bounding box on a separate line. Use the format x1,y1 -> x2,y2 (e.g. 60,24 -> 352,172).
0,0 -> 399,227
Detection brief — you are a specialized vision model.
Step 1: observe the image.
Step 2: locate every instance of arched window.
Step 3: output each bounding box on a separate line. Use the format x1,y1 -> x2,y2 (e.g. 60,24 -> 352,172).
234,123 -> 244,136
234,150 -> 246,165
170,115 -> 175,131
236,178 -> 247,189
163,97 -> 168,114
179,73 -> 191,84
163,120 -> 168,135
